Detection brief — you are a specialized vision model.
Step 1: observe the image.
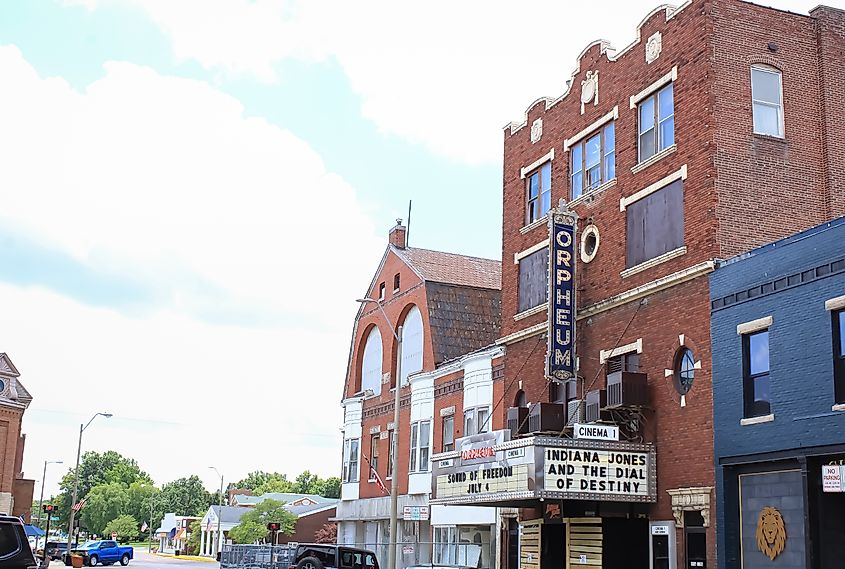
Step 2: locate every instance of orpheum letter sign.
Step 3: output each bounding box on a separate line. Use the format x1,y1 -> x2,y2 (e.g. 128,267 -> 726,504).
546,211 -> 577,381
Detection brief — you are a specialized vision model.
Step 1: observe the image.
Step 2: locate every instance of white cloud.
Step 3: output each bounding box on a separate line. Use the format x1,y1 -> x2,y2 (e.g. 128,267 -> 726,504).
0,45 -> 384,493
56,0 -> 821,164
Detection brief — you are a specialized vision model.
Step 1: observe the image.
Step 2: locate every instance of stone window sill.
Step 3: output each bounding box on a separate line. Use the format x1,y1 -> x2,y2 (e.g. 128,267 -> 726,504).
569,178 -> 617,208
753,132 -> 786,143
514,302 -> 548,321
621,246 -> 687,278
632,144 -> 677,174
520,215 -> 548,235
740,413 -> 775,426
833,404 -> 845,412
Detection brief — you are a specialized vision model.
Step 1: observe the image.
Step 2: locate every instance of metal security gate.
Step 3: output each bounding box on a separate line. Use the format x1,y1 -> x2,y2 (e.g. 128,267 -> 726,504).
221,544 -> 296,569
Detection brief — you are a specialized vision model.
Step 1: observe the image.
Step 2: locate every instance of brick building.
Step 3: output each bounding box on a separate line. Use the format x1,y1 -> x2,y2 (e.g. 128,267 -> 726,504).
0,353 -> 35,522
336,222 -> 503,569
711,217 -> 845,569
429,2 -> 844,569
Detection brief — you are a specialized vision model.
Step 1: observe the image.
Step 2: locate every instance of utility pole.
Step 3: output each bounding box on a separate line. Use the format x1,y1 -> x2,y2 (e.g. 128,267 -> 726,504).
36,460 -> 62,551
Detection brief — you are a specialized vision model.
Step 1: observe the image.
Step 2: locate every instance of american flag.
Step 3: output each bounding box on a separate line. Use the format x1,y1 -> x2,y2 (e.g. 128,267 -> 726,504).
71,498 -> 86,512
363,455 -> 388,495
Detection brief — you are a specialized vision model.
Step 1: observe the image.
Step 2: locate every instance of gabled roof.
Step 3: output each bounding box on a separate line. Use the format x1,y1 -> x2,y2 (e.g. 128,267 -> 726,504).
395,247 -> 501,290
0,354 -> 20,377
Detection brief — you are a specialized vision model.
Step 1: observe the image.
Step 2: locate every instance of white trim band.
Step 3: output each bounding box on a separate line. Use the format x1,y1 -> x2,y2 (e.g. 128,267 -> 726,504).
520,149 -> 555,179
620,164 -> 687,211
740,414 -> 775,426
563,106 -> 619,151
496,322 -> 546,346
825,295 -> 845,311
514,302 -> 548,321
520,215 -> 548,235
630,65 -> 678,109
514,239 -> 550,264
621,246 -> 687,278
631,144 -> 677,174
832,404 -> 845,412
600,339 -> 643,364
737,316 -> 772,335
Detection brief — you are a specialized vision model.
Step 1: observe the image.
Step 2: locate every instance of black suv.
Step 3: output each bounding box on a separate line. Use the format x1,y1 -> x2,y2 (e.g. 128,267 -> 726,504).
0,515 -> 38,569
292,544 -> 378,569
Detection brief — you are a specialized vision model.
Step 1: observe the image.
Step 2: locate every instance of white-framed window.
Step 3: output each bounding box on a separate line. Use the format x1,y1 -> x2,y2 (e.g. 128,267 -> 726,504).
463,406 -> 491,436
409,420 -> 431,472
751,65 -> 784,137
638,83 -> 674,162
525,162 -> 552,225
342,438 -> 359,483
570,122 -> 615,200
400,305 -> 424,385
361,327 -> 383,396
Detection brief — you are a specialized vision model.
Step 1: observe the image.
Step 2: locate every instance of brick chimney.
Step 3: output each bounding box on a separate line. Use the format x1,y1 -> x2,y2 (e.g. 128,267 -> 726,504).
389,219 -> 407,249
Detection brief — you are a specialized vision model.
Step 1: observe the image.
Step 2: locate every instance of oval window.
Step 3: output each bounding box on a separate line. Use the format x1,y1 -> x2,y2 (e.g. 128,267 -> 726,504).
673,347 -> 695,395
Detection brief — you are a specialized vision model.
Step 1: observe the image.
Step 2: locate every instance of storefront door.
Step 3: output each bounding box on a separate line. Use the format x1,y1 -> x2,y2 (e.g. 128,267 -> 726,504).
683,512 -> 706,569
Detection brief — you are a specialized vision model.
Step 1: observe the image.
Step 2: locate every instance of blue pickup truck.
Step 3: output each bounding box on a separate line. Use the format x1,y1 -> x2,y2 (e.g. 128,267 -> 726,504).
64,541 -> 133,567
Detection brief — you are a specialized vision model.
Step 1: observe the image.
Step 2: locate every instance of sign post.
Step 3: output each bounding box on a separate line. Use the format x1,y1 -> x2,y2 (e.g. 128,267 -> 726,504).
42,504 -> 55,564
267,522 -> 281,569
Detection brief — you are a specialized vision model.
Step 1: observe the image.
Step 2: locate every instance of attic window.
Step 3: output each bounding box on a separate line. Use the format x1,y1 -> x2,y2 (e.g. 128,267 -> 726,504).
394,273 -> 401,292
378,282 -> 386,301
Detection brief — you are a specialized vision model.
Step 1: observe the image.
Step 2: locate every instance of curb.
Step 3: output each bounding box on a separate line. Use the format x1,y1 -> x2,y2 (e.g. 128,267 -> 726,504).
153,553 -> 217,563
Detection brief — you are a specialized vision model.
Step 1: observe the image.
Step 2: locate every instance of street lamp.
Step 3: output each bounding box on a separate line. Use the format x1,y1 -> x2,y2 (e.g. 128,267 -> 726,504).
356,298 -> 402,569
36,460 -> 62,549
208,467 -> 224,559
67,413 -> 112,555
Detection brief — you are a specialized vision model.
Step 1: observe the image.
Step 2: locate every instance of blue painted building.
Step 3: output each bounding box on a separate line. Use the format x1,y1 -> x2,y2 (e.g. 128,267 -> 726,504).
710,217 -> 845,569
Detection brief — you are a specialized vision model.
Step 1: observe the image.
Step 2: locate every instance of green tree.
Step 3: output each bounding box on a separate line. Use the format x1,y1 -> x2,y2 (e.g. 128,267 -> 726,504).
126,482 -> 161,532
292,471 -> 319,494
103,515 -> 139,542
55,451 -> 152,528
159,476 -> 212,518
254,476 -> 293,495
315,477 -> 341,499
186,520 -> 202,555
233,471 -> 275,491
229,499 -> 295,544
81,483 -> 130,535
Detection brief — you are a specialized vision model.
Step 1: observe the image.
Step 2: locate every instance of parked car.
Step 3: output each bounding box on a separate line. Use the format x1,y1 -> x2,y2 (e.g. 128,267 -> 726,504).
39,542 -> 68,561
0,514 -> 39,569
292,544 -> 378,569
63,541 -> 132,567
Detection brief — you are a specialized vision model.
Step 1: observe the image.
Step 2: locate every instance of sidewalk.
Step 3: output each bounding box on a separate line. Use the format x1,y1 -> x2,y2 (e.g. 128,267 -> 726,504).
153,553 -> 216,563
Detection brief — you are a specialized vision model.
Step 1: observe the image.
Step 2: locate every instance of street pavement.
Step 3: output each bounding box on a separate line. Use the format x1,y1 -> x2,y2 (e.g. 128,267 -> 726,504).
46,551 -> 217,569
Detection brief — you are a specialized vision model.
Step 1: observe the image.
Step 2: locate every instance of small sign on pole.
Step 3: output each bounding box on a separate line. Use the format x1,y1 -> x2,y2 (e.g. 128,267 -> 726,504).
822,465 -> 844,492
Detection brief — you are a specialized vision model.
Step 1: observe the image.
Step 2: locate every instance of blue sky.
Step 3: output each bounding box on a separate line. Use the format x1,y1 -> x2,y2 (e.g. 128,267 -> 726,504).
0,0 -> 824,495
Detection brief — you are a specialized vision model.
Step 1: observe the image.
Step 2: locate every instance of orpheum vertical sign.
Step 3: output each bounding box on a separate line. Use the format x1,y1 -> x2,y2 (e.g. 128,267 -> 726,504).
546,211 -> 577,382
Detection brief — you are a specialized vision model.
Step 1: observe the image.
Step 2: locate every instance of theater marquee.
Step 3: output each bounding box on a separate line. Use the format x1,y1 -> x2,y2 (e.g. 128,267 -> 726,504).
431,431 -> 656,505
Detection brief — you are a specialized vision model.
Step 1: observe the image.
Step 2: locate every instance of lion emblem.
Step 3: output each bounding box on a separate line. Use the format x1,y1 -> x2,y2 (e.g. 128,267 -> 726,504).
756,506 -> 786,560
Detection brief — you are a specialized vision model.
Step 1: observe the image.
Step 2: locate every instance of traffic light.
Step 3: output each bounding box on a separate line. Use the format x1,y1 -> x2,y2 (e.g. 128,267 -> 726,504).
42,504 -> 55,513
267,522 -> 281,532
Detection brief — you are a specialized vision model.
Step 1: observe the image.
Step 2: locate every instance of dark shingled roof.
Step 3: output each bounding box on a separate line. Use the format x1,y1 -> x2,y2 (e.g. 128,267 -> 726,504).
396,247 -> 501,290
425,282 -> 502,365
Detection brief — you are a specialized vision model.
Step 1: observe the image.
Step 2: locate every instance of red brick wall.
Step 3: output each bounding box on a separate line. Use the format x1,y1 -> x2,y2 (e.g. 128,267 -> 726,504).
712,0 -> 842,257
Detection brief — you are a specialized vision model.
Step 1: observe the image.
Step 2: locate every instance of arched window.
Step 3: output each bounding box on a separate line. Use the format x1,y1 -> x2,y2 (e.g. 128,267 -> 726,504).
361,327 -> 383,396
514,390 -> 527,407
399,305 -> 424,385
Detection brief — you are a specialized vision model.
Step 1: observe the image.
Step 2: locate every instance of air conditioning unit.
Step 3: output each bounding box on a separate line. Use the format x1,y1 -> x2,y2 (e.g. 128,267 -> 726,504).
567,399 -> 585,426
606,371 -> 649,408
585,389 -> 610,423
528,403 -> 567,434
507,406 -> 529,438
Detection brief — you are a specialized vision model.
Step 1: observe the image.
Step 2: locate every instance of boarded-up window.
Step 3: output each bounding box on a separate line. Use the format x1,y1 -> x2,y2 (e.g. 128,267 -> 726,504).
626,180 -> 684,268
518,248 -> 549,313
